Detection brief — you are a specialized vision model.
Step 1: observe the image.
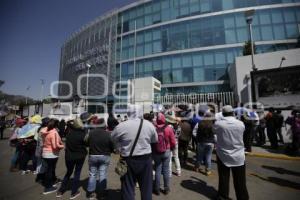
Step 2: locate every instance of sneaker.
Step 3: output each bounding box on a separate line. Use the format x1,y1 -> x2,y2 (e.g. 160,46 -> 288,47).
33,170 -> 38,175
26,170 -> 31,173
87,192 -> 96,200
153,189 -> 160,196
175,171 -> 181,177
163,188 -> 170,195
21,170 -> 29,175
43,186 -> 58,195
70,191 -> 80,199
206,170 -> 212,176
53,179 -> 62,187
56,191 -> 63,198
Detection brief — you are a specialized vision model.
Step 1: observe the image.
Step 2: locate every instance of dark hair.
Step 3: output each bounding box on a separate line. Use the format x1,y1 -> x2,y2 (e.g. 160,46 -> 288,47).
38,117 -> 50,132
223,112 -> 234,117
47,119 -> 59,131
143,113 -> 153,122
269,107 -> 275,112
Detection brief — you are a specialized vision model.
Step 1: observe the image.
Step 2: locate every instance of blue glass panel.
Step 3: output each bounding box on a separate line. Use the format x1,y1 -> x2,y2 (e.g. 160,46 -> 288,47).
136,6 -> 144,17
136,17 -> 144,29
128,35 -> 134,46
128,47 -> 134,58
161,0 -> 170,9
137,33 -> 144,44
145,15 -> 153,26
153,29 -> 161,40
162,57 -> 171,69
144,31 -> 152,42
144,60 -> 152,72
153,41 -> 162,53
271,9 -> 284,23
182,55 -> 192,67
161,9 -> 171,21
144,4 -> 152,14
286,24 -> 299,38
144,43 -> 152,55
190,0 -> 200,14
153,58 -> 162,70
237,27 -> 248,42
192,53 -> 203,66
136,45 -> 144,57
261,25 -> 274,40
172,69 -> 183,83
137,62 -> 144,74
225,29 -> 237,43
296,9 -> 300,21
122,48 -> 129,60
180,6 -> 189,16
215,51 -> 226,64
172,55 -> 181,69
200,0 -> 211,13
235,14 -> 246,27
128,63 -> 134,75
193,68 -> 204,82
204,53 -> 214,65
152,1 -> 161,12
283,9 -> 296,23
259,12 -> 271,25
182,68 -> 193,82
224,16 -> 235,29
153,12 -> 161,24
129,9 -> 136,19
273,24 -> 286,39
121,63 -> 128,75
163,71 -> 172,83
222,0 -> 234,10
253,26 -> 262,41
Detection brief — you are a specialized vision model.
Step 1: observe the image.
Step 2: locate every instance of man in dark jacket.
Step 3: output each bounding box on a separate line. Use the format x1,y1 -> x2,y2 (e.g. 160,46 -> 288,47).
86,118 -> 115,199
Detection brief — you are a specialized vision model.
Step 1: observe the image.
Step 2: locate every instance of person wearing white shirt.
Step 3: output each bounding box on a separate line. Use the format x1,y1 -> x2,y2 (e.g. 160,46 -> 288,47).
213,105 -> 249,200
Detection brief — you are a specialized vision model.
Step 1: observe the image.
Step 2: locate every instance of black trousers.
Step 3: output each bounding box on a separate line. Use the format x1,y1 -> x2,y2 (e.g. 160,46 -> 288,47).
267,127 -> 278,149
178,139 -> 189,164
59,158 -> 85,194
217,157 -> 249,200
43,158 -> 58,189
121,154 -> 152,200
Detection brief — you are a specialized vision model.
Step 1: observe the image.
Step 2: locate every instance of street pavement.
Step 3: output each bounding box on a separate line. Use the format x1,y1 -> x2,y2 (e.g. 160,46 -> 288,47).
0,128 -> 299,200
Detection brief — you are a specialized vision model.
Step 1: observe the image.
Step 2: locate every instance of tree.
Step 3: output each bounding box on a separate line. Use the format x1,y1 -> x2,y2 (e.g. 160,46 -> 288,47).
0,80 -> 4,88
243,40 -> 256,56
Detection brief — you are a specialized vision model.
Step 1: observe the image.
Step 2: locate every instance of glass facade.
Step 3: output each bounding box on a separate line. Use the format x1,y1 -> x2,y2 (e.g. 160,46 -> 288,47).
60,0 -> 300,97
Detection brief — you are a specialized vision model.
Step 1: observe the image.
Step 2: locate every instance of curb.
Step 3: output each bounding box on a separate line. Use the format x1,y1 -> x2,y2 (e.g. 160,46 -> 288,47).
247,152 -> 300,161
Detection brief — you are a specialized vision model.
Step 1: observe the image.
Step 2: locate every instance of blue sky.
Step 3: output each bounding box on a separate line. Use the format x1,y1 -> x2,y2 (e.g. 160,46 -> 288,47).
0,0 -> 136,100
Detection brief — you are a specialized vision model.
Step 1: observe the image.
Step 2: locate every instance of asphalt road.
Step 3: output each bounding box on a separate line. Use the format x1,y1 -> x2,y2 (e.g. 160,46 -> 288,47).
0,130 -> 299,200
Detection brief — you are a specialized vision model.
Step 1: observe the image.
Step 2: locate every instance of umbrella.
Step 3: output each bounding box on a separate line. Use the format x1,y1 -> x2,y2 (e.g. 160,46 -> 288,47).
17,123 -> 39,139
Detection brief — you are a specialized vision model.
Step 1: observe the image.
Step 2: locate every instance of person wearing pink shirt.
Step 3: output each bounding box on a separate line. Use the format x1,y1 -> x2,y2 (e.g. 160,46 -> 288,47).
41,119 -> 64,195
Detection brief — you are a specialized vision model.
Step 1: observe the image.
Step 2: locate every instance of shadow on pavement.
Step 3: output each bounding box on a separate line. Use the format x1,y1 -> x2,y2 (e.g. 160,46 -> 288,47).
262,165 -> 300,177
181,176 -> 217,199
250,173 -> 300,190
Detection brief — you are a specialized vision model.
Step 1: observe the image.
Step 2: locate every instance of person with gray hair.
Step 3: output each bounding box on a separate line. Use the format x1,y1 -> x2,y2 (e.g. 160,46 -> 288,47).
213,105 -> 249,200
112,104 -> 158,200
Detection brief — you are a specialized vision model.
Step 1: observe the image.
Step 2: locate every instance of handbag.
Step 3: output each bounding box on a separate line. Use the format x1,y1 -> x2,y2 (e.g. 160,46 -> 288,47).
115,119 -> 144,177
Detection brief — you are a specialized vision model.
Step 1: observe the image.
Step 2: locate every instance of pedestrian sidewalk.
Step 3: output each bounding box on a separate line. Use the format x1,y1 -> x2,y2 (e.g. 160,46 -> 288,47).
248,144 -> 300,161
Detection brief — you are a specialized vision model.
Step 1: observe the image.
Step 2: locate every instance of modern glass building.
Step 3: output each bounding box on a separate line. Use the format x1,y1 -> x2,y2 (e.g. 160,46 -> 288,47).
59,0 -> 300,103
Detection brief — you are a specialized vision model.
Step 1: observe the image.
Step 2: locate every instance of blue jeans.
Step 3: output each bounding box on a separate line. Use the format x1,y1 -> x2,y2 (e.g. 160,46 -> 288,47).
59,158 -> 85,194
197,143 -> 214,170
153,150 -> 171,191
87,155 -> 111,193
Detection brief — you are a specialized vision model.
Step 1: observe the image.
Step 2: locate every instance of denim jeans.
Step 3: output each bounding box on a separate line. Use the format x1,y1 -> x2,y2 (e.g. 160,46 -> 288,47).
196,143 -> 214,170
87,155 -> 111,193
59,159 -> 85,194
153,150 -> 171,191
169,141 -> 181,176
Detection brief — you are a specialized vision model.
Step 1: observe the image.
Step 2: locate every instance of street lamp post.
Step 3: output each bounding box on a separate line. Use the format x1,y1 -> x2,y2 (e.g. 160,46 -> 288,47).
25,86 -> 30,105
85,63 -> 92,111
279,56 -> 286,68
245,9 -> 257,72
40,79 -> 45,102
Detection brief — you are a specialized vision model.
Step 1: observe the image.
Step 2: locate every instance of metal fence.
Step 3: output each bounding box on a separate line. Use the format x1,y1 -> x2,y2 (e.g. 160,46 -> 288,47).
155,92 -> 235,106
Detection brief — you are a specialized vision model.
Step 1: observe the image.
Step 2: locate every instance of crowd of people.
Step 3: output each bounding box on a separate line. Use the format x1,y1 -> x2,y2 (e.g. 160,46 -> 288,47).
4,103 -> 300,200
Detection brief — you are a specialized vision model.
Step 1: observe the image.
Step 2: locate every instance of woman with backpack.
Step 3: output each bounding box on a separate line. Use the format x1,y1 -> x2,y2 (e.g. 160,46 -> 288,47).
152,113 -> 176,195
193,112 -> 215,176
